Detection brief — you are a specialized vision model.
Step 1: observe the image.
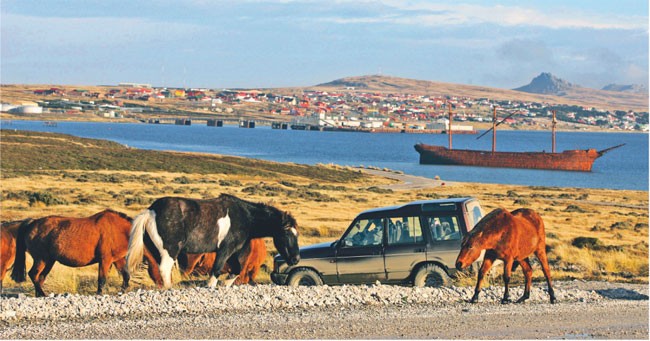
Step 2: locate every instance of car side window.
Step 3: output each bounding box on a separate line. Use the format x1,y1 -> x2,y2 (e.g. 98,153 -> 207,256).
342,218 -> 384,247
427,216 -> 462,241
387,216 -> 423,245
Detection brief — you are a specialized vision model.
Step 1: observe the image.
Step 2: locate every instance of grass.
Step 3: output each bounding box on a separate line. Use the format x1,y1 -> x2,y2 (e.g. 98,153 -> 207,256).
1,130 -> 647,296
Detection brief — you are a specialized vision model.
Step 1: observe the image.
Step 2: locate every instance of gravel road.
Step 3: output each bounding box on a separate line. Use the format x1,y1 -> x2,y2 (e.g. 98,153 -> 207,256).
1,281 -> 647,339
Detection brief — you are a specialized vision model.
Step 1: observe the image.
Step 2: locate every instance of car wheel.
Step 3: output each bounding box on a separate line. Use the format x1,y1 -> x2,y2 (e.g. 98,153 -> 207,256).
286,269 -> 323,287
413,264 -> 450,288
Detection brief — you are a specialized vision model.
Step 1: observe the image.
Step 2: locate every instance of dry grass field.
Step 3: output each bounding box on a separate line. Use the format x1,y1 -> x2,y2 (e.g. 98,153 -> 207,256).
1,130 -> 647,296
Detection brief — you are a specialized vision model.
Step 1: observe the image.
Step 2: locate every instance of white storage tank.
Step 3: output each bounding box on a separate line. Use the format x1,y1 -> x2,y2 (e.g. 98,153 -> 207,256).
10,105 -> 43,114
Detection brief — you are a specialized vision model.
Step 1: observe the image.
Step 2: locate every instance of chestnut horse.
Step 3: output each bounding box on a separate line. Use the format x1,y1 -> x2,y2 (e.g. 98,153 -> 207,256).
1,219 -> 33,292
11,210 -> 160,297
455,208 -> 556,304
179,238 -> 267,285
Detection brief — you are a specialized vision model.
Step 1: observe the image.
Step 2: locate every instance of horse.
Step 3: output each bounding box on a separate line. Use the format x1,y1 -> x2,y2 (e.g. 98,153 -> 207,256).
179,238 -> 267,285
455,208 -> 556,304
126,193 -> 300,289
1,219 -> 33,292
11,209 -> 161,297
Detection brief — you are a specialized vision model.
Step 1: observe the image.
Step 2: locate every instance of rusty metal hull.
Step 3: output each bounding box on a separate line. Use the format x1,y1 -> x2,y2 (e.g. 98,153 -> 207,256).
414,143 -> 603,172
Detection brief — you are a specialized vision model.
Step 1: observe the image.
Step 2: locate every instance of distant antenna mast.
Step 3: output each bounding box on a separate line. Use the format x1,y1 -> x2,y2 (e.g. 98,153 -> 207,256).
448,102 -> 453,150
552,110 -> 557,153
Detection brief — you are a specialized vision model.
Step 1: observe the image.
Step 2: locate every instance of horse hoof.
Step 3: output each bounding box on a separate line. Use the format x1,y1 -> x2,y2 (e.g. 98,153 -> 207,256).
501,298 -> 512,304
469,298 -> 479,304
515,298 -> 528,304
550,297 -> 557,304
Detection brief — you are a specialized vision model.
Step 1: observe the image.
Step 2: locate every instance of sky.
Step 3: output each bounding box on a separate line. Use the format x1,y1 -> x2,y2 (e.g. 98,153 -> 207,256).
1,0 -> 648,90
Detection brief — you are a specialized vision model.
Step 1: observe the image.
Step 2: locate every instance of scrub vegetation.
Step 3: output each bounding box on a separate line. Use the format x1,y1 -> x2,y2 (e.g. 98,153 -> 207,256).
1,129 -> 647,296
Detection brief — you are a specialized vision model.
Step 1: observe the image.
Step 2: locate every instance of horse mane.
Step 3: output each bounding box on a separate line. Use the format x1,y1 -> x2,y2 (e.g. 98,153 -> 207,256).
472,207 -> 510,234
93,209 -> 132,223
218,193 -> 296,229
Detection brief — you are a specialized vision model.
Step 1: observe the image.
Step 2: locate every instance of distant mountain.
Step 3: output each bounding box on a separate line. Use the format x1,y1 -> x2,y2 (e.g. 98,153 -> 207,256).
513,72 -> 576,95
602,84 -> 648,94
309,74 -> 647,112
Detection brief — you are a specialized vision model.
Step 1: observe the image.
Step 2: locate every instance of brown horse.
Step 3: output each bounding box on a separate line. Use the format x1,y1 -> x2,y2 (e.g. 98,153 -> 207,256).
179,238 -> 267,285
11,209 -> 160,297
455,208 -> 556,304
1,219 -> 32,292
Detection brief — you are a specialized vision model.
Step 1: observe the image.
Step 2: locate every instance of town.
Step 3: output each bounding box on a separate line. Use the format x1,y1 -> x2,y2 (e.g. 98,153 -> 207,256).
1,82 -> 648,132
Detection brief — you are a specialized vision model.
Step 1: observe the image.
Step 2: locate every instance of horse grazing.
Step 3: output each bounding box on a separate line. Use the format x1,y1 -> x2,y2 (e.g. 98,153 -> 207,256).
1,219 -> 33,292
11,210 -> 161,297
179,238 -> 267,285
126,193 -> 300,289
455,208 -> 556,304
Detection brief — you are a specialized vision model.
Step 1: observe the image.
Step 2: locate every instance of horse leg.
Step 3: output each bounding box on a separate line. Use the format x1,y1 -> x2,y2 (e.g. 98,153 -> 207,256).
221,254 -> 241,287
113,258 -> 129,291
501,258 -> 514,304
207,250 -> 236,288
97,257 -> 113,295
28,258 -> 52,297
470,254 -> 495,303
516,258 -> 533,303
535,249 -> 557,304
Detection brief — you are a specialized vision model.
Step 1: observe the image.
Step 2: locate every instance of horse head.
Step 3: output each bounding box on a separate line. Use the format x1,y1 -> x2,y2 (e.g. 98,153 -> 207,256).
274,211 -> 300,266
455,207 -> 509,270
456,231 -> 483,270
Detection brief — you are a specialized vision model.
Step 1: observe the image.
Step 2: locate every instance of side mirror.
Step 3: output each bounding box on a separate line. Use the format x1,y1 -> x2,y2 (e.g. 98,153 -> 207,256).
344,239 -> 353,247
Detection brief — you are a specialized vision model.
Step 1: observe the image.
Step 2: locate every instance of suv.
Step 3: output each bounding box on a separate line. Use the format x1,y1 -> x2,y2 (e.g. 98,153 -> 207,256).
271,197 -> 484,287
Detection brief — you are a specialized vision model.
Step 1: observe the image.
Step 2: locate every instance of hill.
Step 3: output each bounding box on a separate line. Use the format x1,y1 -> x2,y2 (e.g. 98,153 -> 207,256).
513,72 -> 576,95
311,74 -> 648,112
602,84 -> 648,94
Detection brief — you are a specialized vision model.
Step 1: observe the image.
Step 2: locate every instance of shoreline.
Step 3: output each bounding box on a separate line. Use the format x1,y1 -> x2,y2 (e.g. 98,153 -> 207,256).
2,116 -> 648,134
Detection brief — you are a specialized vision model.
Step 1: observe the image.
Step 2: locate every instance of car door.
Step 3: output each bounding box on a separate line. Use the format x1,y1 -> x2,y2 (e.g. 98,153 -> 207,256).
425,215 -> 464,267
336,218 -> 386,284
384,215 -> 427,282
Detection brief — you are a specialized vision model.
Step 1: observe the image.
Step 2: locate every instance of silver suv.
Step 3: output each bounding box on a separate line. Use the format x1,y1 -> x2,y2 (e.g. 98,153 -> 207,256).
271,197 -> 484,287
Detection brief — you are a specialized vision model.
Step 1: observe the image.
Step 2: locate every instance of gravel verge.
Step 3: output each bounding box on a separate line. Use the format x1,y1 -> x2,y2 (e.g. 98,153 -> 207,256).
1,281 -> 647,339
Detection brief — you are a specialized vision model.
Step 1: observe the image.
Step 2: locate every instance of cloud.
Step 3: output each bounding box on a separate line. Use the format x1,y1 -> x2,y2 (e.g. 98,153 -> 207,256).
1,13 -> 203,50
297,1 -> 647,30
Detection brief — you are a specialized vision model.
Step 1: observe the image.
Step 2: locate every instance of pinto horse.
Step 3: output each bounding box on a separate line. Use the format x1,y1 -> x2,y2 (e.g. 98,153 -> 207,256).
126,193 -> 300,289
11,210 -> 161,297
455,208 -> 556,304
179,238 -> 267,285
1,219 -> 33,292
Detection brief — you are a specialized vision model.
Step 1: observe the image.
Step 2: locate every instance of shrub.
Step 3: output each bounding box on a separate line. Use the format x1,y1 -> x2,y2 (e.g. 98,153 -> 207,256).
173,176 -> 191,184
572,237 -> 602,249
564,205 -> 586,213
219,179 -> 242,187
28,191 -> 68,206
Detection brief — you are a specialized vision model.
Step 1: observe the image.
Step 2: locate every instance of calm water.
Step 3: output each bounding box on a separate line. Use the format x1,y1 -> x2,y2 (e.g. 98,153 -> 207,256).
3,120 -> 648,190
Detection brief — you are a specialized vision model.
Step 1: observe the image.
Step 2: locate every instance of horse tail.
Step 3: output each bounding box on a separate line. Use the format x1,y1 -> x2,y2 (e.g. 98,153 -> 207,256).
126,209 -> 156,275
10,219 -> 32,283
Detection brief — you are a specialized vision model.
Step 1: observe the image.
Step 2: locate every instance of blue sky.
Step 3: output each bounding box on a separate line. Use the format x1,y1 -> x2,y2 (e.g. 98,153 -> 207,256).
1,0 -> 648,90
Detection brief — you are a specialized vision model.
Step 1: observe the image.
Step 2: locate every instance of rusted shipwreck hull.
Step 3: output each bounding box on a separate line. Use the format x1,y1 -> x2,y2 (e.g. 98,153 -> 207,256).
414,143 -> 624,172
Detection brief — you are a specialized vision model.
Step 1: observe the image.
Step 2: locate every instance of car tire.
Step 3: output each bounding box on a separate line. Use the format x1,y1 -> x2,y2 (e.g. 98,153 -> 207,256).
286,269 -> 323,287
413,264 -> 451,288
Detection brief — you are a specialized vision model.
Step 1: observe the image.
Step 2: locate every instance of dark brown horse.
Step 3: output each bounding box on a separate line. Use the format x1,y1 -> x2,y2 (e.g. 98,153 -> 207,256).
179,238 -> 267,285
126,194 -> 299,289
1,219 -> 33,292
455,208 -> 556,304
11,209 -> 160,297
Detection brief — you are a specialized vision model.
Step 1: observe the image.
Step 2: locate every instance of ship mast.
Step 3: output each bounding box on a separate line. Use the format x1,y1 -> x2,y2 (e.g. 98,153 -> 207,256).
552,110 -> 557,153
448,102 -> 453,149
492,106 -> 497,153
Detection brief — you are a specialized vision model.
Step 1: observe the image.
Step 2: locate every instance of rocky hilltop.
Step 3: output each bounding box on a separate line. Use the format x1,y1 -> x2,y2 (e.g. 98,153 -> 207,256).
602,83 -> 648,94
513,72 -> 576,95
